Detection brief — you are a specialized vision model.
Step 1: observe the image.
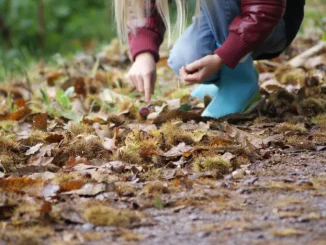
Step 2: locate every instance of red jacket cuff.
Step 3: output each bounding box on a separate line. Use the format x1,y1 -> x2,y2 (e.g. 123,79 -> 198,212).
128,28 -> 162,62
214,33 -> 252,69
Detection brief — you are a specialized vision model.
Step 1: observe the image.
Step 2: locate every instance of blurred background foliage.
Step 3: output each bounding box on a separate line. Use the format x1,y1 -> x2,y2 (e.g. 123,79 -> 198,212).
0,0 -> 325,81
0,0 -> 113,79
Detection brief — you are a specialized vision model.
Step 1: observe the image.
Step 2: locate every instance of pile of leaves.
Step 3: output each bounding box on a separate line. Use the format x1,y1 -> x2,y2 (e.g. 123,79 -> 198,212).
0,37 -> 326,244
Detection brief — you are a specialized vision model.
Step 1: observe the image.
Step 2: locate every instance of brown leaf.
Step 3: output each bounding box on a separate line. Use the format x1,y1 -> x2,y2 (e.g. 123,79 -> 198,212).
64,156 -> 92,168
7,107 -> 31,121
40,201 -> 52,216
59,180 -> 84,192
0,177 -> 42,192
74,77 -> 87,97
33,113 -> 48,131
45,134 -> 64,143
14,98 -> 27,108
46,71 -> 63,86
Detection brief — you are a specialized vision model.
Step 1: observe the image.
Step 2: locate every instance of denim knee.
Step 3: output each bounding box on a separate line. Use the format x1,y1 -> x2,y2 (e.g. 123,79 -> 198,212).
168,42 -> 201,76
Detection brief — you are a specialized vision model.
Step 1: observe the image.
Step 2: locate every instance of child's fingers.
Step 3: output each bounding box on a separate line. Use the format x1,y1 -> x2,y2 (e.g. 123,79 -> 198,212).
151,74 -> 156,94
136,76 -> 144,93
127,74 -> 137,89
185,60 -> 202,73
179,67 -> 187,80
183,70 -> 203,85
144,74 -> 152,103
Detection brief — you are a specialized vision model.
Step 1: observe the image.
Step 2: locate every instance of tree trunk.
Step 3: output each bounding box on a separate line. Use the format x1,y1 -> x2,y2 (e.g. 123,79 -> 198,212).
0,0 -> 12,47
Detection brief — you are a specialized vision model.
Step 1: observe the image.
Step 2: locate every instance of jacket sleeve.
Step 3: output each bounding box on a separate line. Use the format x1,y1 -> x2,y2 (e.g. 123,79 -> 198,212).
128,2 -> 166,62
214,0 -> 286,69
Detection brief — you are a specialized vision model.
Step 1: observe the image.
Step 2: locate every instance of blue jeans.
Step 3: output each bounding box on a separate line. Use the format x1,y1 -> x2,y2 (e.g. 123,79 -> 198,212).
168,0 -> 286,81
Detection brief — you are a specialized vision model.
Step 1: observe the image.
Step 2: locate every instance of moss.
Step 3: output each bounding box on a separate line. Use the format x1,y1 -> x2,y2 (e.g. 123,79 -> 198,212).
193,156 -> 231,178
275,122 -> 307,134
83,205 -> 140,227
69,123 -> 95,135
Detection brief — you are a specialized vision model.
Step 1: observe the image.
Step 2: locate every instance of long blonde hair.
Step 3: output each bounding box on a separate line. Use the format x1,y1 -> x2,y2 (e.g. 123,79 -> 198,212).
114,0 -> 200,45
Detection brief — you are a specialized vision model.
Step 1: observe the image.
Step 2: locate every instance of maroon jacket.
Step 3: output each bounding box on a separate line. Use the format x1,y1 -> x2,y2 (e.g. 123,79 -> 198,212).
128,0 -> 289,69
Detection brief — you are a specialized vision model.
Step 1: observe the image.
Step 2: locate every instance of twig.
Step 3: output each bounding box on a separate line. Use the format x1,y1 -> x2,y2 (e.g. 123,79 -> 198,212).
287,41 -> 326,68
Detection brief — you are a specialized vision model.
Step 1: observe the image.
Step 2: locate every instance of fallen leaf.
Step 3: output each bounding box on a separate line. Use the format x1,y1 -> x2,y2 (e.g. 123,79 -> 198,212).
62,183 -> 107,196
25,143 -> 44,156
33,113 -> 47,131
163,143 -> 194,158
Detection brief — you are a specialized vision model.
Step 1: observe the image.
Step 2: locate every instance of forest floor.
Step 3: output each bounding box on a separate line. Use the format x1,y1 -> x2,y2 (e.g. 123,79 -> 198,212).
0,12 -> 326,245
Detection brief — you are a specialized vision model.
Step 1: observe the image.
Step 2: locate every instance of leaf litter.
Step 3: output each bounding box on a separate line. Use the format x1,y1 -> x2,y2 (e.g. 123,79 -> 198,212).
0,37 -> 326,244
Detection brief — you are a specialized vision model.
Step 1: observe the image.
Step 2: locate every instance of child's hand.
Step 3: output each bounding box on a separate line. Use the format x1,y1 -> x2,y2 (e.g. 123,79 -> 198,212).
127,52 -> 156,103
179,54 -> 224,85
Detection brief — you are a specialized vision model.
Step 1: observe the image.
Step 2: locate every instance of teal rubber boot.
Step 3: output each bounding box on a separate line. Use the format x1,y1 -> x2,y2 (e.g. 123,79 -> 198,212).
201,55 -> 260,118
191,83 -> 219,100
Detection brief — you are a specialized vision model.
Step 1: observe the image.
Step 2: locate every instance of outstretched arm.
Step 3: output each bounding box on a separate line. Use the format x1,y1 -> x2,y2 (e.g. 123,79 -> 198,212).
127,2 -> 166,103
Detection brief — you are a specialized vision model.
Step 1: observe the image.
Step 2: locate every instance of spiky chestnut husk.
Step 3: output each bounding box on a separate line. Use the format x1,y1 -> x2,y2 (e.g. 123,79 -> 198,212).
107,113 -> 126,125
139,167 -> 164,181
18,130 -> 48,146
64,137 -> 109,160
115,182 -> 138,197
192,156 -> 231,179
118,101 -> 139,119
160,120 -> 195,148
143,181 -> 168,195
83,205 -> 140,227
69,123 -> 95,135
275,122 -> 307,134
0,136 -> 20,152
312,114 -> 326,129
297,97 -> 326,116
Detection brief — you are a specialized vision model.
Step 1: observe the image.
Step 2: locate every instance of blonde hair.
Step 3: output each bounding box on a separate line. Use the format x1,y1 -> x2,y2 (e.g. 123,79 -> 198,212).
114,0 -> 200,46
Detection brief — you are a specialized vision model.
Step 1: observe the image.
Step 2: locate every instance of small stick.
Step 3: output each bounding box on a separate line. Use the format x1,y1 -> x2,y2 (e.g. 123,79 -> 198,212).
287,41 -> 326,68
